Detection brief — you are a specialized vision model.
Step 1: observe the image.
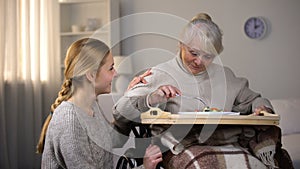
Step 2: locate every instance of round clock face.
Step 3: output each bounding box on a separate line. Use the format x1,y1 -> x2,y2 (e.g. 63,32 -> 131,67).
244,17 -> 267,39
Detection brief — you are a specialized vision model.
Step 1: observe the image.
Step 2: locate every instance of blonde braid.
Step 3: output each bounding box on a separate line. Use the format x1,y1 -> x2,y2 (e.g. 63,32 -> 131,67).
51,79 -> 73,112
36,79 -> 73,153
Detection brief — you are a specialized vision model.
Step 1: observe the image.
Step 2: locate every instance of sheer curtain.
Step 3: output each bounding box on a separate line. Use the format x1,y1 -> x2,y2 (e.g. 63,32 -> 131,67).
0,0 -> 61,168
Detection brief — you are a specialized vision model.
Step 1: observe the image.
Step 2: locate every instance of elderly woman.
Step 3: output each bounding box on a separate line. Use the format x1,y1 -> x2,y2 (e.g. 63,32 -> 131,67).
112,13 -> 294,169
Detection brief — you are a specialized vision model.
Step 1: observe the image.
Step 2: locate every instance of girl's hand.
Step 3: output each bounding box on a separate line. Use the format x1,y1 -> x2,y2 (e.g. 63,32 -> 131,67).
143,144 -> 162,169
127,69 -> 152,91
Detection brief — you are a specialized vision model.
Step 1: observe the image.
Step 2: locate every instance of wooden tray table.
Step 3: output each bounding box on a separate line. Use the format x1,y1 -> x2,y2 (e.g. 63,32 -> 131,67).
141,108 -> 280,125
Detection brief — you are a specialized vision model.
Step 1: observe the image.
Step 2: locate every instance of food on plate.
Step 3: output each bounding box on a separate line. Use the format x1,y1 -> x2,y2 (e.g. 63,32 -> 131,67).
203,107 -> 222,112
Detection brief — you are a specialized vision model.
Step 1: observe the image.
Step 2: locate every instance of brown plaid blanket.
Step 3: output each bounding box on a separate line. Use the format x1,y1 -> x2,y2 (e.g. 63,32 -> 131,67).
152,125 -> 294,169
163,144 -> 267,169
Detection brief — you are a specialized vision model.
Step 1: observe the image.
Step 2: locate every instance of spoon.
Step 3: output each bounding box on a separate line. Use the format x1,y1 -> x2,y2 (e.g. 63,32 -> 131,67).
176,94 -> 210,110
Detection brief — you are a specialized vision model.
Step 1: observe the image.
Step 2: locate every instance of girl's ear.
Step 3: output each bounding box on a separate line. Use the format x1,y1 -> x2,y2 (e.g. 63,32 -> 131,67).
86,71 -> 96,82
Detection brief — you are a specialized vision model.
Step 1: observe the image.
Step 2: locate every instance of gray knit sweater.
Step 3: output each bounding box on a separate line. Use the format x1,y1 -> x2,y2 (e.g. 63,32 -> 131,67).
42,101 -> 145,169
42,101 -> 114,169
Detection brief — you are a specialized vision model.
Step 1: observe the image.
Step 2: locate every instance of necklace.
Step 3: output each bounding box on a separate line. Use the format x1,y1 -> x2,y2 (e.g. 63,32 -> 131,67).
68,99 -> 95,117
87,109 -> 94,117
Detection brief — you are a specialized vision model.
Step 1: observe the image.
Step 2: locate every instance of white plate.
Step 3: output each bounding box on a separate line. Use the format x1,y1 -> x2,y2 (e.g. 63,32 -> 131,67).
178,112 -> 240,115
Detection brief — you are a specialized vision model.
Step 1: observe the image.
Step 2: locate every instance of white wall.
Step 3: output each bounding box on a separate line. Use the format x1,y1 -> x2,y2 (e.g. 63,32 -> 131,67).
119,0 -> 300,100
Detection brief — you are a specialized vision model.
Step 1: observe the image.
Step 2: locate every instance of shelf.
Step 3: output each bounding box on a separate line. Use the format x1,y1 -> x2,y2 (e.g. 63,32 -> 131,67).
59,0 -> 103,4
60,31 -> 93,36
60,31 -> 108,36
57,0 -> 120,82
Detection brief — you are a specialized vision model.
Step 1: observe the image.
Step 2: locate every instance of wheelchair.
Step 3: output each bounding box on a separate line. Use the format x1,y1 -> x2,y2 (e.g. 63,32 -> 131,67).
115,123 -> 163,169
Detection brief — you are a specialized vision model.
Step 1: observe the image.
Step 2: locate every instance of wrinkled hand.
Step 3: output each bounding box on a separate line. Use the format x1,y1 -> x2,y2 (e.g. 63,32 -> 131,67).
143,144 -> 162,169
127,69 -> 152,91
148,85 -> 181,107
253,105 -> 274,115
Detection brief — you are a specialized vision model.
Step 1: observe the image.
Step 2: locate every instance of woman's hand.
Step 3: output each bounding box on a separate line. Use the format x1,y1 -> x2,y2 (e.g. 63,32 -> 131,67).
127,69 -> 152,91
253,105 -> 275,115
143,144 -> 163,169
148,85 -> 181,107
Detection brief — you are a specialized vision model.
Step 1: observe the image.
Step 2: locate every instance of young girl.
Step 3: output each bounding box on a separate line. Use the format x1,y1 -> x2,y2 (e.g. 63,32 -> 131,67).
37,38 -> 162,169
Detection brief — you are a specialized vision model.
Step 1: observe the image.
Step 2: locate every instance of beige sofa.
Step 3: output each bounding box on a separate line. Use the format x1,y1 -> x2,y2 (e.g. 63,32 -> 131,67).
271,99 -> 300,168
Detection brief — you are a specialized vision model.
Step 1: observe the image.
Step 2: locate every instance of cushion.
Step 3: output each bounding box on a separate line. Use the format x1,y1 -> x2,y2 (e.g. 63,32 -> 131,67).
270,99 -> 300,135
282,133 -> 300,168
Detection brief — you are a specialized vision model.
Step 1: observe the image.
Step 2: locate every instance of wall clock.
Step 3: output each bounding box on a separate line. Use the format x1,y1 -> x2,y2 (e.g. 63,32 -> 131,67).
244,17 -> 268,39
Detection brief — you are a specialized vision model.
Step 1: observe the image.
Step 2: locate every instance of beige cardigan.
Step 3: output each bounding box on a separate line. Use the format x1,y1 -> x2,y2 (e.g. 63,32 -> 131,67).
113,55 -> 273,135
112,55 -> 275,168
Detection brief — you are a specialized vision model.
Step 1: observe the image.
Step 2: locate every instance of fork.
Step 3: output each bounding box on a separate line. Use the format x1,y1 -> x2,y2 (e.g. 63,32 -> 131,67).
176,94 -> 209,109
